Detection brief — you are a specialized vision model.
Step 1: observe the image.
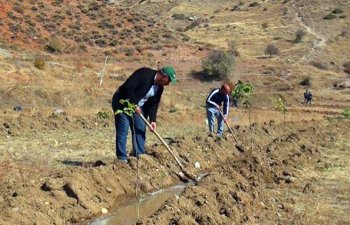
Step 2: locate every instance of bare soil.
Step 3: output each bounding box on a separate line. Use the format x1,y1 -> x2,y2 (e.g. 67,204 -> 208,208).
0,108 -> 349,224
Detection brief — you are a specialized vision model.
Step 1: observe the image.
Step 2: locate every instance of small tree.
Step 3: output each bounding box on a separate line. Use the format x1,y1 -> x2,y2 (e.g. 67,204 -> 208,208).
232,82 -> 254,149
202,50 -> 235,80
274,97 -> 288,133
115,99 -> 141,218
294,29 -> 306,43
264,44 -> 279,58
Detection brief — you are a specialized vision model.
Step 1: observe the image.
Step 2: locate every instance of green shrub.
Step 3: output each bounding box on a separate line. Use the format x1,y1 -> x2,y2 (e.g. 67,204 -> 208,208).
202,50 -> 235,80
343,108 -> 350,119
97,111 -> 111,119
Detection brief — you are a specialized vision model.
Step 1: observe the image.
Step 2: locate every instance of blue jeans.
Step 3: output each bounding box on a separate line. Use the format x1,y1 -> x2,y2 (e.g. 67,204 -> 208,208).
114,112 -> 146,160
206,106 -> 224,136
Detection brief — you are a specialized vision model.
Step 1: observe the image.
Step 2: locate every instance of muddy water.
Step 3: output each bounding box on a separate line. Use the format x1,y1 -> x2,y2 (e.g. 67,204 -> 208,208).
90,184 -> 187,225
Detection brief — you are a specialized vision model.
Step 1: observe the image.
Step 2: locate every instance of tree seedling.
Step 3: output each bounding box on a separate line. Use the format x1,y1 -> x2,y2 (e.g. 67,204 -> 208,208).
274,97 -> 288,134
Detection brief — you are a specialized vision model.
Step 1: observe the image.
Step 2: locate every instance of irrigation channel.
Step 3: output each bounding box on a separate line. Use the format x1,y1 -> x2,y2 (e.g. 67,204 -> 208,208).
90,174 -> 207,225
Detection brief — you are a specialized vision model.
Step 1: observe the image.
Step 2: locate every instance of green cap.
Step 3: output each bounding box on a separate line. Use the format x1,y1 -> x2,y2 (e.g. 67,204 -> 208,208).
161,66 -> 176,84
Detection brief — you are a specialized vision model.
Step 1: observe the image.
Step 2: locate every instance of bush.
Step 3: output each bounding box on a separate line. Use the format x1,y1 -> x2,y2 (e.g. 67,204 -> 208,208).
97,111 -> 110,119
34,58 -> 46,70
299,76 -> 311,87
202,50 -> 235,80
264,44 -> 280,57
46,36 -> 63,53
227,40 -> 239,56
294,29 -> 306,43
324,13 -> 336,20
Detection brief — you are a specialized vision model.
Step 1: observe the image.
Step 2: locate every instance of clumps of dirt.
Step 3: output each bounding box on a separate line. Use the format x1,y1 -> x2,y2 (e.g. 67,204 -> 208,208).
0,109 -> 113,136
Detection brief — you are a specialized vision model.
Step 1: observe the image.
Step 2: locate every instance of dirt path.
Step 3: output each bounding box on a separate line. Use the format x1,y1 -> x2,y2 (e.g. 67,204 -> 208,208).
292,2 -> 328,63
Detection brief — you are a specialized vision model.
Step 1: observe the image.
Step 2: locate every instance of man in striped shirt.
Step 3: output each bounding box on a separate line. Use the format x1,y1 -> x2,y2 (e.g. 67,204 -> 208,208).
206,84 -> 231,138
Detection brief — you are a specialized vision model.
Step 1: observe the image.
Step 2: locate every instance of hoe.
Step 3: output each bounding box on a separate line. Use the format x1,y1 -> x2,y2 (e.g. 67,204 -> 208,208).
219,109 -> 245,154
139,114 -> 199,183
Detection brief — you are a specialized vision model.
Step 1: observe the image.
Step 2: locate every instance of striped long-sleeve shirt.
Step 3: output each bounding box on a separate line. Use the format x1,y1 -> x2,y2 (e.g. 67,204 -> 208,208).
206,88 -> 230,115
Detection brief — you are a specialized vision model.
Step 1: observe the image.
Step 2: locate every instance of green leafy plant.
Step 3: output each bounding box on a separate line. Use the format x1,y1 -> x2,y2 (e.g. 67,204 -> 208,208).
232,81 -> 253,101
274,97 -> 288,133
232,82 -> 254,149
97,111 -> 110,119
115,99 -> 137,116
343,108 -> 350,119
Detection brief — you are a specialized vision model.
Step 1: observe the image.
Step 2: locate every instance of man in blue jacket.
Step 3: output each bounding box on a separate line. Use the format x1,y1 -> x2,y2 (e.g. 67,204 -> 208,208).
206,84 -> 231,138
112,66 -> 176,163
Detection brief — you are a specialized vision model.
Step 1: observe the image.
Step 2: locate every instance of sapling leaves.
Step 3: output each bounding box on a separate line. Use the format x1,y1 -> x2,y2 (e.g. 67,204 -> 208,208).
115,99 -> 137,117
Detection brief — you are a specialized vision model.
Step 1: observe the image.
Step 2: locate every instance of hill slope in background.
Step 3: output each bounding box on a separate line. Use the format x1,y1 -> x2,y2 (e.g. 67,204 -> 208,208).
0,0 -> 188,57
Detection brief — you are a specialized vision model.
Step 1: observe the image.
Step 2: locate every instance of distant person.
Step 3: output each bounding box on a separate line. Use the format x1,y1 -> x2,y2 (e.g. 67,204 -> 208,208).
306,91 -> 313,105
112,66 -> 176,163
303,89 -> 309,104
206,84 -> 231,138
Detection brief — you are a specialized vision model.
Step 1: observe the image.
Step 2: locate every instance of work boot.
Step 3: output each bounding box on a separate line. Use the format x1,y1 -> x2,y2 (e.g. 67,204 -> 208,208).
208,133 -> 214,138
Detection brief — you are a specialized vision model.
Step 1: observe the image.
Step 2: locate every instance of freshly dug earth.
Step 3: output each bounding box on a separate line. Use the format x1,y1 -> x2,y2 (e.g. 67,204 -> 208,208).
0,109 -> 348,225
